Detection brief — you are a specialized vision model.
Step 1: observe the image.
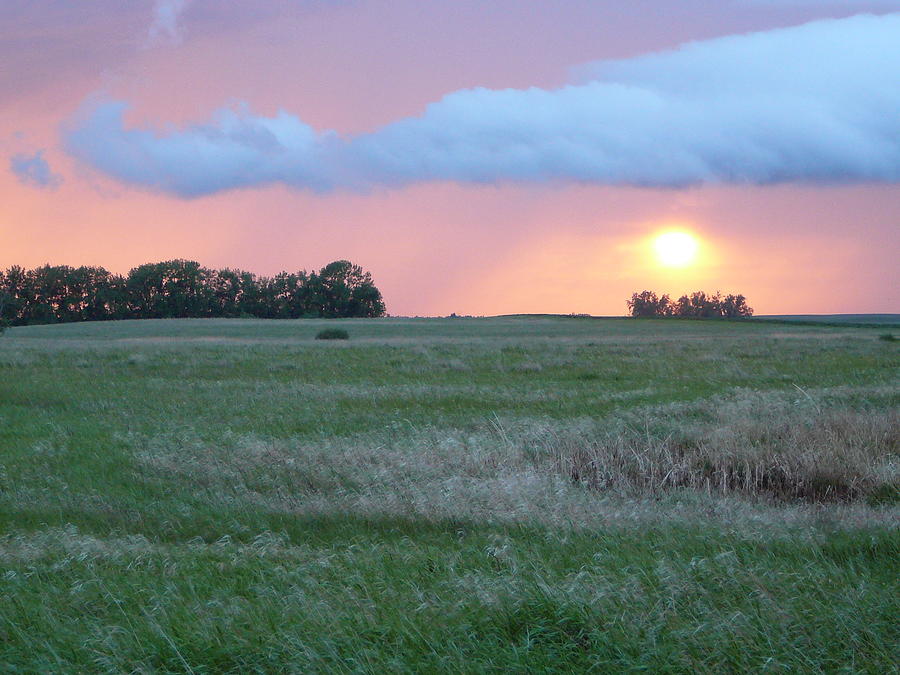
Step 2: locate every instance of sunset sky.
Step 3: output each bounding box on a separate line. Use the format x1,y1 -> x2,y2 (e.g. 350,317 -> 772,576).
3,0 -> 899,316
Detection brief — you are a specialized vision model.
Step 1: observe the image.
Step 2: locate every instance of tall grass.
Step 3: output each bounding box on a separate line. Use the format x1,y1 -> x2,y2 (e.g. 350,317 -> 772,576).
549,398 -> 898,502
0,317 -> 897,672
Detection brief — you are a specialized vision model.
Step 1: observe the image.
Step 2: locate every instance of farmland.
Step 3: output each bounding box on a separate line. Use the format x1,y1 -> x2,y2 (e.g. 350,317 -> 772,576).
1,317 -> 897,672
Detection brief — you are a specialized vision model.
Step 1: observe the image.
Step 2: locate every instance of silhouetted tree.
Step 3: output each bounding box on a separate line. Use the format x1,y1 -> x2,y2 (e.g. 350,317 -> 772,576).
627,290 -> 672,317
0,283 -> 8,335
720,293 -> 753,318
313,260 -> 386,318
628,289 -> 753,318
0,266 -> 29,324
236,271 -> 266,317
1,259 -> 386,325
674,291 -> 720,318
266,271 -> 315,318
208,268 -> 247,318
126,260 -> 214,318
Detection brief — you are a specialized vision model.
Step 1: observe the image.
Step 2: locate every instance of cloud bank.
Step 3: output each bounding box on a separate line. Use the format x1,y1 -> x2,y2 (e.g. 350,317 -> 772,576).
67,13 -> 900,197
10,150 -> 63,190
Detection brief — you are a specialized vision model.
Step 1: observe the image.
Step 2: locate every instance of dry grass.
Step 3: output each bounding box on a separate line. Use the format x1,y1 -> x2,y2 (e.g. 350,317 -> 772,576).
549,395 -> 898,503
127,389 -> 898,540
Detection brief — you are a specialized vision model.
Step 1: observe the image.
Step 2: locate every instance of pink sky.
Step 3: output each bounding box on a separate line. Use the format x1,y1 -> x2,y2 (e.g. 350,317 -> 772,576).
2,1 -> 898,315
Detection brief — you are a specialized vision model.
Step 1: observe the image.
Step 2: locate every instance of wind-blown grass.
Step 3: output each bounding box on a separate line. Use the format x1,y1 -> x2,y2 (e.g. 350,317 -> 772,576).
551,393 -> 898,502
0,316 -> 897,672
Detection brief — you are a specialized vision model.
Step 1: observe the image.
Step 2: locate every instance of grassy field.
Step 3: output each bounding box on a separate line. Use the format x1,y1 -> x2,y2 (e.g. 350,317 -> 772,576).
1,316 -> 897,673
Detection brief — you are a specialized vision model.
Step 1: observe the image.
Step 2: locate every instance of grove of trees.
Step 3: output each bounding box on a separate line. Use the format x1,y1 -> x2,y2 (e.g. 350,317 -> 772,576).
0,259 -> 386,326
627,290 -> 753,318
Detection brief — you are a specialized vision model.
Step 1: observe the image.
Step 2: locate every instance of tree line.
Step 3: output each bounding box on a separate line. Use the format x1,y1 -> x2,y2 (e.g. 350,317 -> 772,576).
0,259 -> 386,327
627,290 -> 753,318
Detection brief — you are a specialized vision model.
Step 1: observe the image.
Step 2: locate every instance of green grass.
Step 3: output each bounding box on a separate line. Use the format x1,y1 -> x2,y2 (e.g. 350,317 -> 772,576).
1,317 -> 897,672
757,314 -> 900,327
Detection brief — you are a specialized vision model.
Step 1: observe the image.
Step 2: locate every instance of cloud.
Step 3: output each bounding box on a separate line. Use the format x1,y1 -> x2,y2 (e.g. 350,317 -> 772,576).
66,102 -> 328,197
740,1 -> 900,6
10,150 -> 63,190
147,0 -> 190,45
67,13 -> 900,197
144,0 -> 347,46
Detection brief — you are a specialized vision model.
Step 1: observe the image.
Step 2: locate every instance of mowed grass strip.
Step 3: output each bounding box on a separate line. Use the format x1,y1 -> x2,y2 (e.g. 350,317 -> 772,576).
0,317 -> 897,672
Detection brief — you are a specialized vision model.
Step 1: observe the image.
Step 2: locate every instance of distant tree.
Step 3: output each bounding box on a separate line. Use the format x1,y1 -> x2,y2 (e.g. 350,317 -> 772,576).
628,289 -> 753,318
313,260 -> 386,318
63,265 -> 126,322
678,291 -> 719,318
627,290 -> 672,317
209,268 -> 247,318
0,266 -> 29,325
720,293 -> 753,318
0,259 -> 386,325
126,262 -> 165,318
26,265 -> 74,323
266,271 -> 314,318
236,271 -> 266,317
673,291 -> 720,318
0,271 -> 8,332
126,260 -> 214,318
0,284 -> 8,335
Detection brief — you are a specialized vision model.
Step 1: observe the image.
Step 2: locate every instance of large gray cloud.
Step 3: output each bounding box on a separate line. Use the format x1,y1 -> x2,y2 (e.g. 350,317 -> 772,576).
66,13 -> 900,197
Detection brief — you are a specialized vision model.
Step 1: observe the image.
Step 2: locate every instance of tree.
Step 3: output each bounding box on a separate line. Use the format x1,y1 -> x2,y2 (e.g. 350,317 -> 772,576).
720,293 -> 753,318
0,283 -> 8,335
126,260 -> 214,318
266,271 -> 313,318
627,290 -> 672,317
628,289 -> 753,318
677,291 -> 719,318
0,259 -> 386,324
313,260 -> 386,318
0,270 -> 8,332
237,271 -> 266,318
674,291 -> 720,318
209,268 -> 246,318
62,265 -> 125,322
0,266 -> 29,325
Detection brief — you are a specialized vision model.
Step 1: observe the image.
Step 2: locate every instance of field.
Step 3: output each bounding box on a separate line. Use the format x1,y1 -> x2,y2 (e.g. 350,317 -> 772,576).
1,316 -> 897,673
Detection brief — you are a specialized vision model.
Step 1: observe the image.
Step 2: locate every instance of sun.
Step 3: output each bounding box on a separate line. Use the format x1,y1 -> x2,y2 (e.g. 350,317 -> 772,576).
653,231 -> 700,268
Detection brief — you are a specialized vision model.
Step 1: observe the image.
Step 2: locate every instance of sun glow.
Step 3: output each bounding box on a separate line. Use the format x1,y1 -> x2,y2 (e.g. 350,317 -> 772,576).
653,231 -> 700,268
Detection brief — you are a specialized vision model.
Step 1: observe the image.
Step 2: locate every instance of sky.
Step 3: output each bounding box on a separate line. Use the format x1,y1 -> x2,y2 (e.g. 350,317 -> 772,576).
2,0 -> 899,316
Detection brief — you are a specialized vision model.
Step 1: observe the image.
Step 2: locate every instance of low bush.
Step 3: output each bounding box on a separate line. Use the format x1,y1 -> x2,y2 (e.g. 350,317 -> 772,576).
879,333 -> 896,342
315,328 -> 349,340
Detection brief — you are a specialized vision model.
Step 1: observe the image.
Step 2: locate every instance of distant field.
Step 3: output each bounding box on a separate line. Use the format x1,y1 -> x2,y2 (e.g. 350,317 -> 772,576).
1,317 -> 897,672
756,314 -> 900,326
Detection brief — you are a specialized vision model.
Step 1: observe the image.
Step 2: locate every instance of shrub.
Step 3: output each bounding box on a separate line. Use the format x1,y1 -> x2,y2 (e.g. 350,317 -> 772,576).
315,328 -> 349,340
879,333 -> 896,342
